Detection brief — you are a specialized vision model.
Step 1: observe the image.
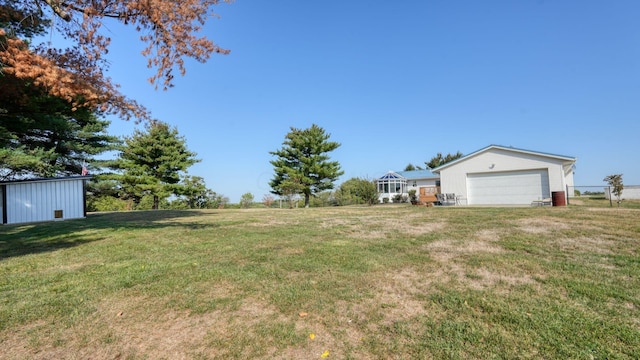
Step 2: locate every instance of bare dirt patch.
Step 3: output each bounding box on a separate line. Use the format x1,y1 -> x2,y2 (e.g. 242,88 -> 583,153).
549,235 -> 616,255
515,217 -> 571,234
423,236 -> 536,292
321,214 -> 446,239
372,268 -> 431,322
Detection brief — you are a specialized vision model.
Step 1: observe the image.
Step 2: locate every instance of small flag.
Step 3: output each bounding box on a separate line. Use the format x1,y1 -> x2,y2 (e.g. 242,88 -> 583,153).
81,161 -> 88,176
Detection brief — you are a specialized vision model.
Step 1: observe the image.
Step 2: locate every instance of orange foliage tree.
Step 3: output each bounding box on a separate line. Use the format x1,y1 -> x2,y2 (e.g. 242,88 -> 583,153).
1,0 -> 231,121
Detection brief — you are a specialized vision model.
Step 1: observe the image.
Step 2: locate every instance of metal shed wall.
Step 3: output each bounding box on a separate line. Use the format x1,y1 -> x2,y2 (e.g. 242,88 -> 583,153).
437,148 -> 574,205
3,178 -> 87,225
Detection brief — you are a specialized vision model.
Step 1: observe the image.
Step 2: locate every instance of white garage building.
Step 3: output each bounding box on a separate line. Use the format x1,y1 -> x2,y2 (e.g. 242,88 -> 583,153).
1,176 -> 91,225
432,145 -> 576,206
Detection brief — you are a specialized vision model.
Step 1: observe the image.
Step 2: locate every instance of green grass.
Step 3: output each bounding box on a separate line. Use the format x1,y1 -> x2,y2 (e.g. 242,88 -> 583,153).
1,205 -> 639,359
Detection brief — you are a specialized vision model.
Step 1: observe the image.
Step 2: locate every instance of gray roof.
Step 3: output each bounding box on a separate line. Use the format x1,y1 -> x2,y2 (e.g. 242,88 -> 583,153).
0,175 -> 92,185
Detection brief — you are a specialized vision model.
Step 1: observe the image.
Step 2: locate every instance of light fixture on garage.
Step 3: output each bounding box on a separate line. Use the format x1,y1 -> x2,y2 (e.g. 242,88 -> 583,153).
489,164 -> 495,169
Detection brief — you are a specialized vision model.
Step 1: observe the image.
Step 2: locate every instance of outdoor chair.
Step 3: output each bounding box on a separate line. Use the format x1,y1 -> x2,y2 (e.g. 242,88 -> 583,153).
445,193 -> 456,206
531,198 -> 552,206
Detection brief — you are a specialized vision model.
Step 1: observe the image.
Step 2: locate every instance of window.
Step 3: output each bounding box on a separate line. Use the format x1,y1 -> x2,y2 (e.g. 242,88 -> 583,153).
375,171 -> 407,194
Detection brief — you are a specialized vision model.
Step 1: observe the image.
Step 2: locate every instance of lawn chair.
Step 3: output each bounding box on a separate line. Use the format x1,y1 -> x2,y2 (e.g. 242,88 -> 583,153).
531,198 -> 552,206
445,193 -> 456,206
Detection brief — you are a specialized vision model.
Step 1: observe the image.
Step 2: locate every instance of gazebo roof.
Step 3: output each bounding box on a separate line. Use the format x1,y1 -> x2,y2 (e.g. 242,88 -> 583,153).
378,171 -> 405,180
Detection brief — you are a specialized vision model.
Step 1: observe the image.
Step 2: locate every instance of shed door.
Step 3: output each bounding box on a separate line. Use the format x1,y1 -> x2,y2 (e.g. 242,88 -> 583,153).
467,169 -> 550,205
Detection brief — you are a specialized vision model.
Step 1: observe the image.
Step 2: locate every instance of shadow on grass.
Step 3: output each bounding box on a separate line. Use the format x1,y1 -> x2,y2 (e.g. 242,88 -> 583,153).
0,210 -> 218,260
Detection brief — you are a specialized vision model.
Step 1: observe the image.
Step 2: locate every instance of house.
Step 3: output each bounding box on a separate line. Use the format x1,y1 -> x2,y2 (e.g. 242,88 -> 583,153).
376,169 -> 439,203
431,145 -> 576,206
1,176 -> 91,225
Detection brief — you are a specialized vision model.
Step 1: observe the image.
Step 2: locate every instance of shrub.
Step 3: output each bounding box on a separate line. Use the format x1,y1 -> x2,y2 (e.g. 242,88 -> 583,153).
88,196 -> 128,212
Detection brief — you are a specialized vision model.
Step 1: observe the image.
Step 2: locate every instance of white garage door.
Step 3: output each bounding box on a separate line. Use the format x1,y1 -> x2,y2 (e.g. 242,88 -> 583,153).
467,169 -> 550,205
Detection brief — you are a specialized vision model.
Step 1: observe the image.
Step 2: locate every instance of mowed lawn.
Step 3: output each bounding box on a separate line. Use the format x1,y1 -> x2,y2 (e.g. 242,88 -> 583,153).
1,205 -> 639,359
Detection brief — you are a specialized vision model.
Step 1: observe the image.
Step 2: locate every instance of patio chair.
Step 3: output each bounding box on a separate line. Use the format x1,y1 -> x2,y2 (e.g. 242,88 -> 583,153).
445,193 -> 456,206
531,198 -> 552,206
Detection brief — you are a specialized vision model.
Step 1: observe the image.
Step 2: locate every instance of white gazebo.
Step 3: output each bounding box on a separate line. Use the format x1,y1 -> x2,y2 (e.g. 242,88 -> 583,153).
376,171 -> 407,203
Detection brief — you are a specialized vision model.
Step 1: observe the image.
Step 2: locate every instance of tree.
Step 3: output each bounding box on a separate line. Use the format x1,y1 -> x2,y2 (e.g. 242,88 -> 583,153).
0,73 -> 121,180
178,175 -> 225,209
604,174 -> 624,207
276,177 -> 305,209
335,178 -> 379,206
239,192 -> 254,209
1,0 -> 231,121
114,121 -> 199,209
269,124 -> 344,208
425,151 -> 463,169
404,163 -> 423,171
262,194 -> 275,208
309,191 -> 333,207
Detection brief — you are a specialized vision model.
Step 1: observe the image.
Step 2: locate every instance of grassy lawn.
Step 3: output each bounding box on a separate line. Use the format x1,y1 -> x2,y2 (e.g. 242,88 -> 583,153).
1,204 -> 639,359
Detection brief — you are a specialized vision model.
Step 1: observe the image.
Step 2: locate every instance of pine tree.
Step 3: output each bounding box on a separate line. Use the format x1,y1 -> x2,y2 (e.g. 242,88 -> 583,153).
269,124 -> 343,208
425,151 -> 464,169
114,121 -> 199,209
0,76 -> 120,179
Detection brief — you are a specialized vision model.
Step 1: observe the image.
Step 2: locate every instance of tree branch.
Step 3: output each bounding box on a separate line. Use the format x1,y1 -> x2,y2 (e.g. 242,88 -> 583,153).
42,0 -> 71,21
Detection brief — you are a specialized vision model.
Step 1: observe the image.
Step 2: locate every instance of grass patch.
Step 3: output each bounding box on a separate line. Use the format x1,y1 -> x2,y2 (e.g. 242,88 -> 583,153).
1,206 -> 639,358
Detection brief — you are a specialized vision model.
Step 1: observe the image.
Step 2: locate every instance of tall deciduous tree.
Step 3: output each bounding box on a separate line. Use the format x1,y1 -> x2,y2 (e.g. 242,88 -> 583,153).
425,151 -> 463,169
269,124 -> 343,208
1,0 -> 231,120
114,121 -> 199,209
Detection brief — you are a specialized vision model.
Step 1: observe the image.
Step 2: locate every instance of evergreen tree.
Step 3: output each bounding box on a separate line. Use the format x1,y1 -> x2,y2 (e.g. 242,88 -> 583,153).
114,121 -> 199,209
269,124 -> 343,208
0,74 -> 120,179
425,151 -> 463,169
404,163 -> 423,171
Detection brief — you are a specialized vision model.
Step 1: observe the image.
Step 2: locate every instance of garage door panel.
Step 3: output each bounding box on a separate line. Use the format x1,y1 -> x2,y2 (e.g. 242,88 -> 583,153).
467,170 -> 549,205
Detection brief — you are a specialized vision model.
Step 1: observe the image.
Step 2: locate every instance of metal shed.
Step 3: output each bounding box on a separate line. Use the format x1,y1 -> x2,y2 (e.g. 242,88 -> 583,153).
432,145 -> 576,206
1,176 -> 91,225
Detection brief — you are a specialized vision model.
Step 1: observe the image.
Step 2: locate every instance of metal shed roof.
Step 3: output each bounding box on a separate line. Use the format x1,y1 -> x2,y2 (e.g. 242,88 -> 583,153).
431,145 -> 576,173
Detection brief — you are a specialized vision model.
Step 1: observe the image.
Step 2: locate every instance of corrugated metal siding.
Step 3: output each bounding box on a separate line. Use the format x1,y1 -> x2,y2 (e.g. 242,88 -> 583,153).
5,179 -> 85,224
440,148 -> 569,200
1,185 -> 5,224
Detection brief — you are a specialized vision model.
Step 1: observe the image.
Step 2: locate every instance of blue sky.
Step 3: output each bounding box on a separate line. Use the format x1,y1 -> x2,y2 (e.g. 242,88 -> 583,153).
95,0 -> 638,202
